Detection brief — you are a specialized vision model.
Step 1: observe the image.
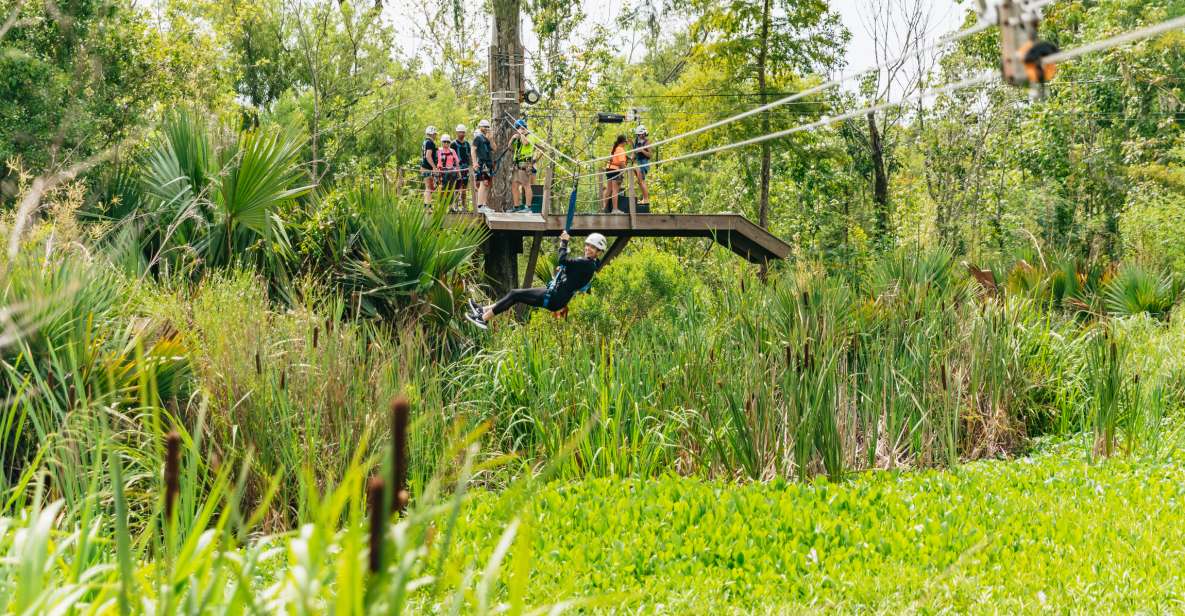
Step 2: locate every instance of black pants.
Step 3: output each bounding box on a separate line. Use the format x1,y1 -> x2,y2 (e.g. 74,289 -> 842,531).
491,288 -> 566,315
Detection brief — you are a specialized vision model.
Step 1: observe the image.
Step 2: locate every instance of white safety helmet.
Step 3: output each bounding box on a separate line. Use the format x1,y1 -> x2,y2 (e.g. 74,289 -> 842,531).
441,134 -> 452,143
584,233 -> 608,252
425,125 -> 437,136
635,125 -> 647,135
478,119 -> 491,129
455,123 -> 467,133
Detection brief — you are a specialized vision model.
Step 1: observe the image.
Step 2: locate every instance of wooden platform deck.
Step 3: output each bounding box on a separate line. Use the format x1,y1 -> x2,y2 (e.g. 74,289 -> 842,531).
451,212 -> 790,264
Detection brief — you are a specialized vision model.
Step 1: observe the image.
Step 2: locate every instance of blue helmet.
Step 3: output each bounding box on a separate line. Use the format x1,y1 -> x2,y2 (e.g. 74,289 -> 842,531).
514,119 -> 528,129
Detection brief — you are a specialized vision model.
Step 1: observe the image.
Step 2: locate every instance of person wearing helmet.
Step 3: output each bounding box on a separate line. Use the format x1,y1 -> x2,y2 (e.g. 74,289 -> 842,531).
602,134 -> 629,214
453,124 -> 473,210
509,119 -> 538,212
436,134 -> 461,202
632,125 -> 652,205
421,126 -> 439,205
474,119 -> 495,213
466,231 -> 608,329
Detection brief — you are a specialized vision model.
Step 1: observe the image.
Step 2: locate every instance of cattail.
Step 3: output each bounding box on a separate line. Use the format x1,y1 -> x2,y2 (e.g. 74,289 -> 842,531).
279,369 -> 286,389
390,396 -> 410,514
801,290 -> 809,308
312,326 -> 320,349
254,351 -> 262,375
164,431 -> 181,520
367,476 -> 385,573
785,345 -> 794,367
802,339 -> 813,372
940,363 -> 948,391
325,316 -> 334,334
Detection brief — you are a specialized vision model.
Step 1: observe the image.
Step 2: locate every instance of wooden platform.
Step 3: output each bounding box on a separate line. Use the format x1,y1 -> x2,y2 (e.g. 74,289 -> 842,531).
451,212 -> 790,263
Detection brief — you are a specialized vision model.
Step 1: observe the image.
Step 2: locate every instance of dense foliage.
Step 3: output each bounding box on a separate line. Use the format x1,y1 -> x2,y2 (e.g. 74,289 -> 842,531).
3,0 -> 1185,611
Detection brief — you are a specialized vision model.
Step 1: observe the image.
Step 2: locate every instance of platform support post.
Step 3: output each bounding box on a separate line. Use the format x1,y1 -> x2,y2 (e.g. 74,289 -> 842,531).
602,235 -> 631,267
483,232 -> 520,296
522,232 -> 543,287
627,164 -> 637,229
542,166 -> 554,216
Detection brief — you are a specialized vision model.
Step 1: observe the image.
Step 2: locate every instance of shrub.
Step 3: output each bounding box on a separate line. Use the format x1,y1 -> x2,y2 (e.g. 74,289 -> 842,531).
567,245 -> 699,336
337,186 -> 485,326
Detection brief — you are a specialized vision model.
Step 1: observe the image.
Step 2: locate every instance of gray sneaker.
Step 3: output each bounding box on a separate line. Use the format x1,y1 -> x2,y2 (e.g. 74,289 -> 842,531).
465,311 -> 488,330
477,206 -> 495,214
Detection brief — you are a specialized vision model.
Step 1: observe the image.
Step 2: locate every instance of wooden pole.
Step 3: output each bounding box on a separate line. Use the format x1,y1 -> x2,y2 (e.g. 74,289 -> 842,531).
543,165 -> 554,216
523,232 -> 543,287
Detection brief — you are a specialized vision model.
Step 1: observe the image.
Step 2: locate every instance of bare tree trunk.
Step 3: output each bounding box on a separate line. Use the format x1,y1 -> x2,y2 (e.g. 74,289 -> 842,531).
490,0 -> 521,214
757,0 -> 771,230
868,112 -> 889,240
486,0 -> 522,295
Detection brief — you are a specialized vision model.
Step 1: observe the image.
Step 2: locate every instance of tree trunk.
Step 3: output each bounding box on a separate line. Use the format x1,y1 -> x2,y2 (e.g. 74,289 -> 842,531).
491,0 -> 521,214
757,0 -> 771,230
868,112 -> 890,242
486,0 -> 522,295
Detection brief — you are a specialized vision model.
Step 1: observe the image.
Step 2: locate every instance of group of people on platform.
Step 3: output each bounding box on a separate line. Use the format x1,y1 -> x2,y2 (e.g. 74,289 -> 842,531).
419,119 -> 653,214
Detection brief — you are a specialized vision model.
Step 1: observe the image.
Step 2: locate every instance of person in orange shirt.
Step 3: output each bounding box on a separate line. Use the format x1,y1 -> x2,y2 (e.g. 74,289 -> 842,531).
602,134 -> 629,214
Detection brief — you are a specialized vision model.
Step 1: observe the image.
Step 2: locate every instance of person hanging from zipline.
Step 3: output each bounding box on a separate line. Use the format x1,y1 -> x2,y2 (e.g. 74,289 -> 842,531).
602,134 -> 629,214
632,125 -> 652,206
465,232 -> 608,329
509,119 -> 538,212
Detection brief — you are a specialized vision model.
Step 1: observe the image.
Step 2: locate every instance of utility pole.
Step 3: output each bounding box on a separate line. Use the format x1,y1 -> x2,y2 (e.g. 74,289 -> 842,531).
484,0 -> 524,295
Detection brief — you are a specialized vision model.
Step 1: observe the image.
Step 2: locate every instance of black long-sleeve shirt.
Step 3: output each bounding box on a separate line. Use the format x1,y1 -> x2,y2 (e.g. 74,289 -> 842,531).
548,241 -> 600,303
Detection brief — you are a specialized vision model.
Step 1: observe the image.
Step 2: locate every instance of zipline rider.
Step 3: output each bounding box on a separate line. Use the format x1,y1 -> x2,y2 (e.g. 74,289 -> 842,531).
466,232 -> 608,329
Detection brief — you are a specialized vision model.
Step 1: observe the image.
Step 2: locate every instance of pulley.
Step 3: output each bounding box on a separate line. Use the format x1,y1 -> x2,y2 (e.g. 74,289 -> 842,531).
979,0 -> 1060,97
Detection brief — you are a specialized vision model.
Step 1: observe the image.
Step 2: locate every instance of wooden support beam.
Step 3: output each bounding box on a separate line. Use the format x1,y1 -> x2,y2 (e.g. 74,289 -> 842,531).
627,163 -> 637,229
523,232 -> 543,287
601,235 -> 632,267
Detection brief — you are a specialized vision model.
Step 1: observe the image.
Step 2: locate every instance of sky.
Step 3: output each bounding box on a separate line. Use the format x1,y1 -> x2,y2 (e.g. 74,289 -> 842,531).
393,1 -> 972,77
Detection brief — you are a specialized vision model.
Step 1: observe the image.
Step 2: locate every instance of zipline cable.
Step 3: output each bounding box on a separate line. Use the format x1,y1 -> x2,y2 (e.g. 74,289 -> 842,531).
571,12 -> 1185,180
576,18 -> 999,166
569,71 -> 996,180
501,111 -> 584,169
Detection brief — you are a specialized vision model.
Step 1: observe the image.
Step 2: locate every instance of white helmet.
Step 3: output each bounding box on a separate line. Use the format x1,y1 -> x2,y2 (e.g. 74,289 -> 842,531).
441,133 -> 452,143
478,119 -> 491,129
455,124 -> 467,133
425,125 -> 437,135
584,233 -> 608,252
634,125 -> 647,135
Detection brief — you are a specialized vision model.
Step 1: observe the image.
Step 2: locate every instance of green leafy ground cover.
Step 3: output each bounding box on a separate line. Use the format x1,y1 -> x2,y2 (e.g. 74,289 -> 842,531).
455,442 -> 1185,613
